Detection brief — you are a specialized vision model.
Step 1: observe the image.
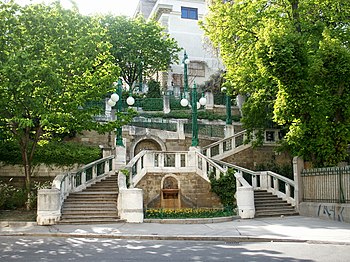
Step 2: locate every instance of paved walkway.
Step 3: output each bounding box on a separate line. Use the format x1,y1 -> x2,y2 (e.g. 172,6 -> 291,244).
1,216 -> 350,244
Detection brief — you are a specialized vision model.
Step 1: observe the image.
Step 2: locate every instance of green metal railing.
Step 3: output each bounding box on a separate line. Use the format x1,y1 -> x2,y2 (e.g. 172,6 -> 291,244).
184,123 -> 225,138
301,166 -> 350,203
130,118 -> 177,132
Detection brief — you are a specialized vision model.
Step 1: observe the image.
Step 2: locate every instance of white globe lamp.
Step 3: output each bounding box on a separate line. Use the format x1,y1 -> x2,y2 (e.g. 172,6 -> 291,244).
126,96 -> 135,106
180,98 -> 189,107
110,93 -> 119,102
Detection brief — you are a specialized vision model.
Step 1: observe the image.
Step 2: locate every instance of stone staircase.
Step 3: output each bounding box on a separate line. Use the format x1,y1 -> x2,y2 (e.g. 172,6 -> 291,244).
254,190 -> 298,218
60,174 -> 124,224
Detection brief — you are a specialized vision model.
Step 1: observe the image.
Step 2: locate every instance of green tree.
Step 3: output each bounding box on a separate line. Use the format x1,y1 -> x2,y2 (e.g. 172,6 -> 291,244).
146,80 -> 161,98
202,0 -> 350,167
100,15 -> 181,90
0,1 -> 133,208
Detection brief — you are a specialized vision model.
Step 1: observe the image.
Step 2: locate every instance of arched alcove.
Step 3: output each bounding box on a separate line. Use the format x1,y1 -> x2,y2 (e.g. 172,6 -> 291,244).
161,175 -> 180,209
130,135 -> 166,159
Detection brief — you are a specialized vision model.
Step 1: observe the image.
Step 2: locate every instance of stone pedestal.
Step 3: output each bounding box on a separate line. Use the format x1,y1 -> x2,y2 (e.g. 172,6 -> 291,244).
37,189 -> 61,225
115,145 -> 126,169
118,188 -> 144,223
236,186 -> 255,219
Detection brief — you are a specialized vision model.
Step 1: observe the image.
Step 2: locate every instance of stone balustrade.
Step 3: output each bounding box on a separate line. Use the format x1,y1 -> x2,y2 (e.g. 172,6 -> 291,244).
37,156 -> 115,225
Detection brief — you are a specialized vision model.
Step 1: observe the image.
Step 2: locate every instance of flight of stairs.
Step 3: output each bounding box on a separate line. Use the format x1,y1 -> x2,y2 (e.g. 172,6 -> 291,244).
254,190 -> 299,218
60,174 -> 124,224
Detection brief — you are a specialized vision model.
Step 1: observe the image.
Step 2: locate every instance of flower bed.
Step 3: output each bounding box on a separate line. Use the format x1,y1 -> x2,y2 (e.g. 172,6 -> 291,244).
145,207 -> 235,219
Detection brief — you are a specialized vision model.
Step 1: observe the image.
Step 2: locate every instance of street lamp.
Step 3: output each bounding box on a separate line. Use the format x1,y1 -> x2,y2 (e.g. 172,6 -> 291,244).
221,86 -> 232,125
107,78 -> 135,147
181,82 -> 206,147
182,51 -> 190,95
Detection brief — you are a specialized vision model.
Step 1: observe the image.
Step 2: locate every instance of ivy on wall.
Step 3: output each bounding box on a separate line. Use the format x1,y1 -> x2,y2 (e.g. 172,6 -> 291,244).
209,168 -> 236,208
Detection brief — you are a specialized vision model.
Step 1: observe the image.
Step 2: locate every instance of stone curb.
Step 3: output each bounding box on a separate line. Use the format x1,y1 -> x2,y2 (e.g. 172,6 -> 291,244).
144,216 -> 237,224
1,232 -> 350,245
0,221 -> 37,227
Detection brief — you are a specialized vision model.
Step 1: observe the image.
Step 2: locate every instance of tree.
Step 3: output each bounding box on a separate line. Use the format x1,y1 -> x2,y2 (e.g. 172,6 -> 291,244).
202,0 -> 350,167
100,15 -> 181,90
0,1 -> 133,208
146,80 -> 161,98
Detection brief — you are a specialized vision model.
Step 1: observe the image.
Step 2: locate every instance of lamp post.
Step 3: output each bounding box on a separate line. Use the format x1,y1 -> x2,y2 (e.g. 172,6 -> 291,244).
107,78 -> 135,147
181,82 -> 207,147
221,86 -> 232,125
183,51 -> 190,95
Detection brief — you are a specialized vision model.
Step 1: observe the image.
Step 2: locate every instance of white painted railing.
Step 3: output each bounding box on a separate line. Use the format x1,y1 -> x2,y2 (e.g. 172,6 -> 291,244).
124,150 -> 227,188
52,155 -> 115,203
202,130 -> 250,160
37,156 -> 115,225
213,160 -> 296,206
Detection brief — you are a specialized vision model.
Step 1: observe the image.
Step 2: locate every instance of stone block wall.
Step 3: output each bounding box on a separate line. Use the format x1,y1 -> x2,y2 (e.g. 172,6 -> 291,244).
136,172 -> 223,209
222,146 -> 292,170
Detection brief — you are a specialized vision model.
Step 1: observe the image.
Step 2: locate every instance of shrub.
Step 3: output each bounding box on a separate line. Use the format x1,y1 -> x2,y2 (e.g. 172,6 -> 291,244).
0,141 -> 101,167
209,168 -> 236,208
144,207 -> 234,219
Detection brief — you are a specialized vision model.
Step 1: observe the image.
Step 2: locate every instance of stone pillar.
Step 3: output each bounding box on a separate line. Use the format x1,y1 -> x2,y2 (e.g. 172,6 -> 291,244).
37,189 -> 61,225
163,95 -> 170,114
205,92 -> 214,110
293,156 -> 304,211
259,171 -> 268,190
236,186 -> 255,219
118,188 -> 144,223
224,125 -> 235,138
115,145 -> 126,170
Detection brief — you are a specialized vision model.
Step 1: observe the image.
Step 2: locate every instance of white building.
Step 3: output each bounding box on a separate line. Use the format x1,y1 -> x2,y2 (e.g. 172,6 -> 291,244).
134,0 -> 223,95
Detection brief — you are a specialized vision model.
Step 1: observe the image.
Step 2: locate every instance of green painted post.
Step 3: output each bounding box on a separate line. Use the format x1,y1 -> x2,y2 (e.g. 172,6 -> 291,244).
226,94 -> 232,125
183,51 -> 189,95
116,78 -> 124,147
139,62 -> 143,92
191,83 -> 199,147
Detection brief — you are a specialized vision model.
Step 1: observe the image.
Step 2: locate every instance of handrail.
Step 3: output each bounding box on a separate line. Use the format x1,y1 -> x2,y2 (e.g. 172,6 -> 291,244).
52,155 -> 115,205
212,159 -> 296,206
124,150 -> 228,187
202,130 -> 247,150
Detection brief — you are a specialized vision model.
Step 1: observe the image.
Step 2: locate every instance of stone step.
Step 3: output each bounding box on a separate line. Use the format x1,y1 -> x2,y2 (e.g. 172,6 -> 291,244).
255,210 -> 299,217
62,210 -> 117,216
63,202 -> 117,206
58,218 -> 125,224
61,214 -> 119,220
255,202 -> 291,207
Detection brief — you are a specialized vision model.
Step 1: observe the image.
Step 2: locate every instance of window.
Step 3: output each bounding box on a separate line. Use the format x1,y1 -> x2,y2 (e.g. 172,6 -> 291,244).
189,61 -> 205,77
181,7 -> 198,20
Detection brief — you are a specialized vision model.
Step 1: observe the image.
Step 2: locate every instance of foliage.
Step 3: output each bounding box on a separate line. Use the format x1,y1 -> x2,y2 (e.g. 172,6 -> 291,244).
0,180 -> 50,210
209,168 -> 236,208
140,110 -> 241,122
0,140 -> 101,166
101,15 -> 181,90
202,0 -> 350,167
255,163 -> 293,181
0,1 -> 134,207
144,207 -> 234,219
146,80 -> 161,98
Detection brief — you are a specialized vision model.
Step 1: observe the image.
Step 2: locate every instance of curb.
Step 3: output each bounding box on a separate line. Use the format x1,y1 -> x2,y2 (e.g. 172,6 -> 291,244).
0,221 -> 37,227
144,216 -> 237,224
1,232 -> 350,245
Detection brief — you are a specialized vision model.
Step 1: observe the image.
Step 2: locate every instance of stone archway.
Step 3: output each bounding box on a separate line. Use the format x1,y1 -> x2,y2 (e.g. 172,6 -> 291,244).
130,135 -> 166,159
161,175 -> 180,209
134,139 -> 161,155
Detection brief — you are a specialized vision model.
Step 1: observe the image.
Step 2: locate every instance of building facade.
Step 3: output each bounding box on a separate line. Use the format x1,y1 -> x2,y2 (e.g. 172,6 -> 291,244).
134,0 -> 223,95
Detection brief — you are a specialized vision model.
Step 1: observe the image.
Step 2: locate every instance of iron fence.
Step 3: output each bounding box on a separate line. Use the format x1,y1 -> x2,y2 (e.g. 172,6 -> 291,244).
130,118 -> 177,132
184,123 -> 225,138
301,166 -> 350,203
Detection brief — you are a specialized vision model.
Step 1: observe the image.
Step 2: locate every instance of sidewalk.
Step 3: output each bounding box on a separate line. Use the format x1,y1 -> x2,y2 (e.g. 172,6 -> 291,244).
1,216 -> 350,244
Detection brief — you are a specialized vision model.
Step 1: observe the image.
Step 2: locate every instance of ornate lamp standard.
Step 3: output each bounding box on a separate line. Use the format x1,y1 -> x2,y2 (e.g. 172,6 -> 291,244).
181,82 -> 207,147
183,51 -> 190,95
221,86 -> 232,125
107,78 -> 135,147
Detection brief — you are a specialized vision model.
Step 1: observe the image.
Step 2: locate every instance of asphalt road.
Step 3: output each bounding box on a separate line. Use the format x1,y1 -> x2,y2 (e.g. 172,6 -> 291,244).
1,236 -> 349,262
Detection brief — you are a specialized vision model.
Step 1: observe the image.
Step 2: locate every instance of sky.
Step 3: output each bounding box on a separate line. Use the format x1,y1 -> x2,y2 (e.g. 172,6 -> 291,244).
15,0 -> 139,16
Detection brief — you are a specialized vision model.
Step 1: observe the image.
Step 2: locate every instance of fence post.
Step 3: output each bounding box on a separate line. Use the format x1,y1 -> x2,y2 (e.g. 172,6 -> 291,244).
293,156 -> 304,211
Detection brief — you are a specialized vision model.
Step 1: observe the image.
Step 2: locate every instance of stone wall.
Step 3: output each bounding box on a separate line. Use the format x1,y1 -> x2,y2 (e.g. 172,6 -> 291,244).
299,202 -> 350,223
222,146 -> 292,170
136,172 -> 223,209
